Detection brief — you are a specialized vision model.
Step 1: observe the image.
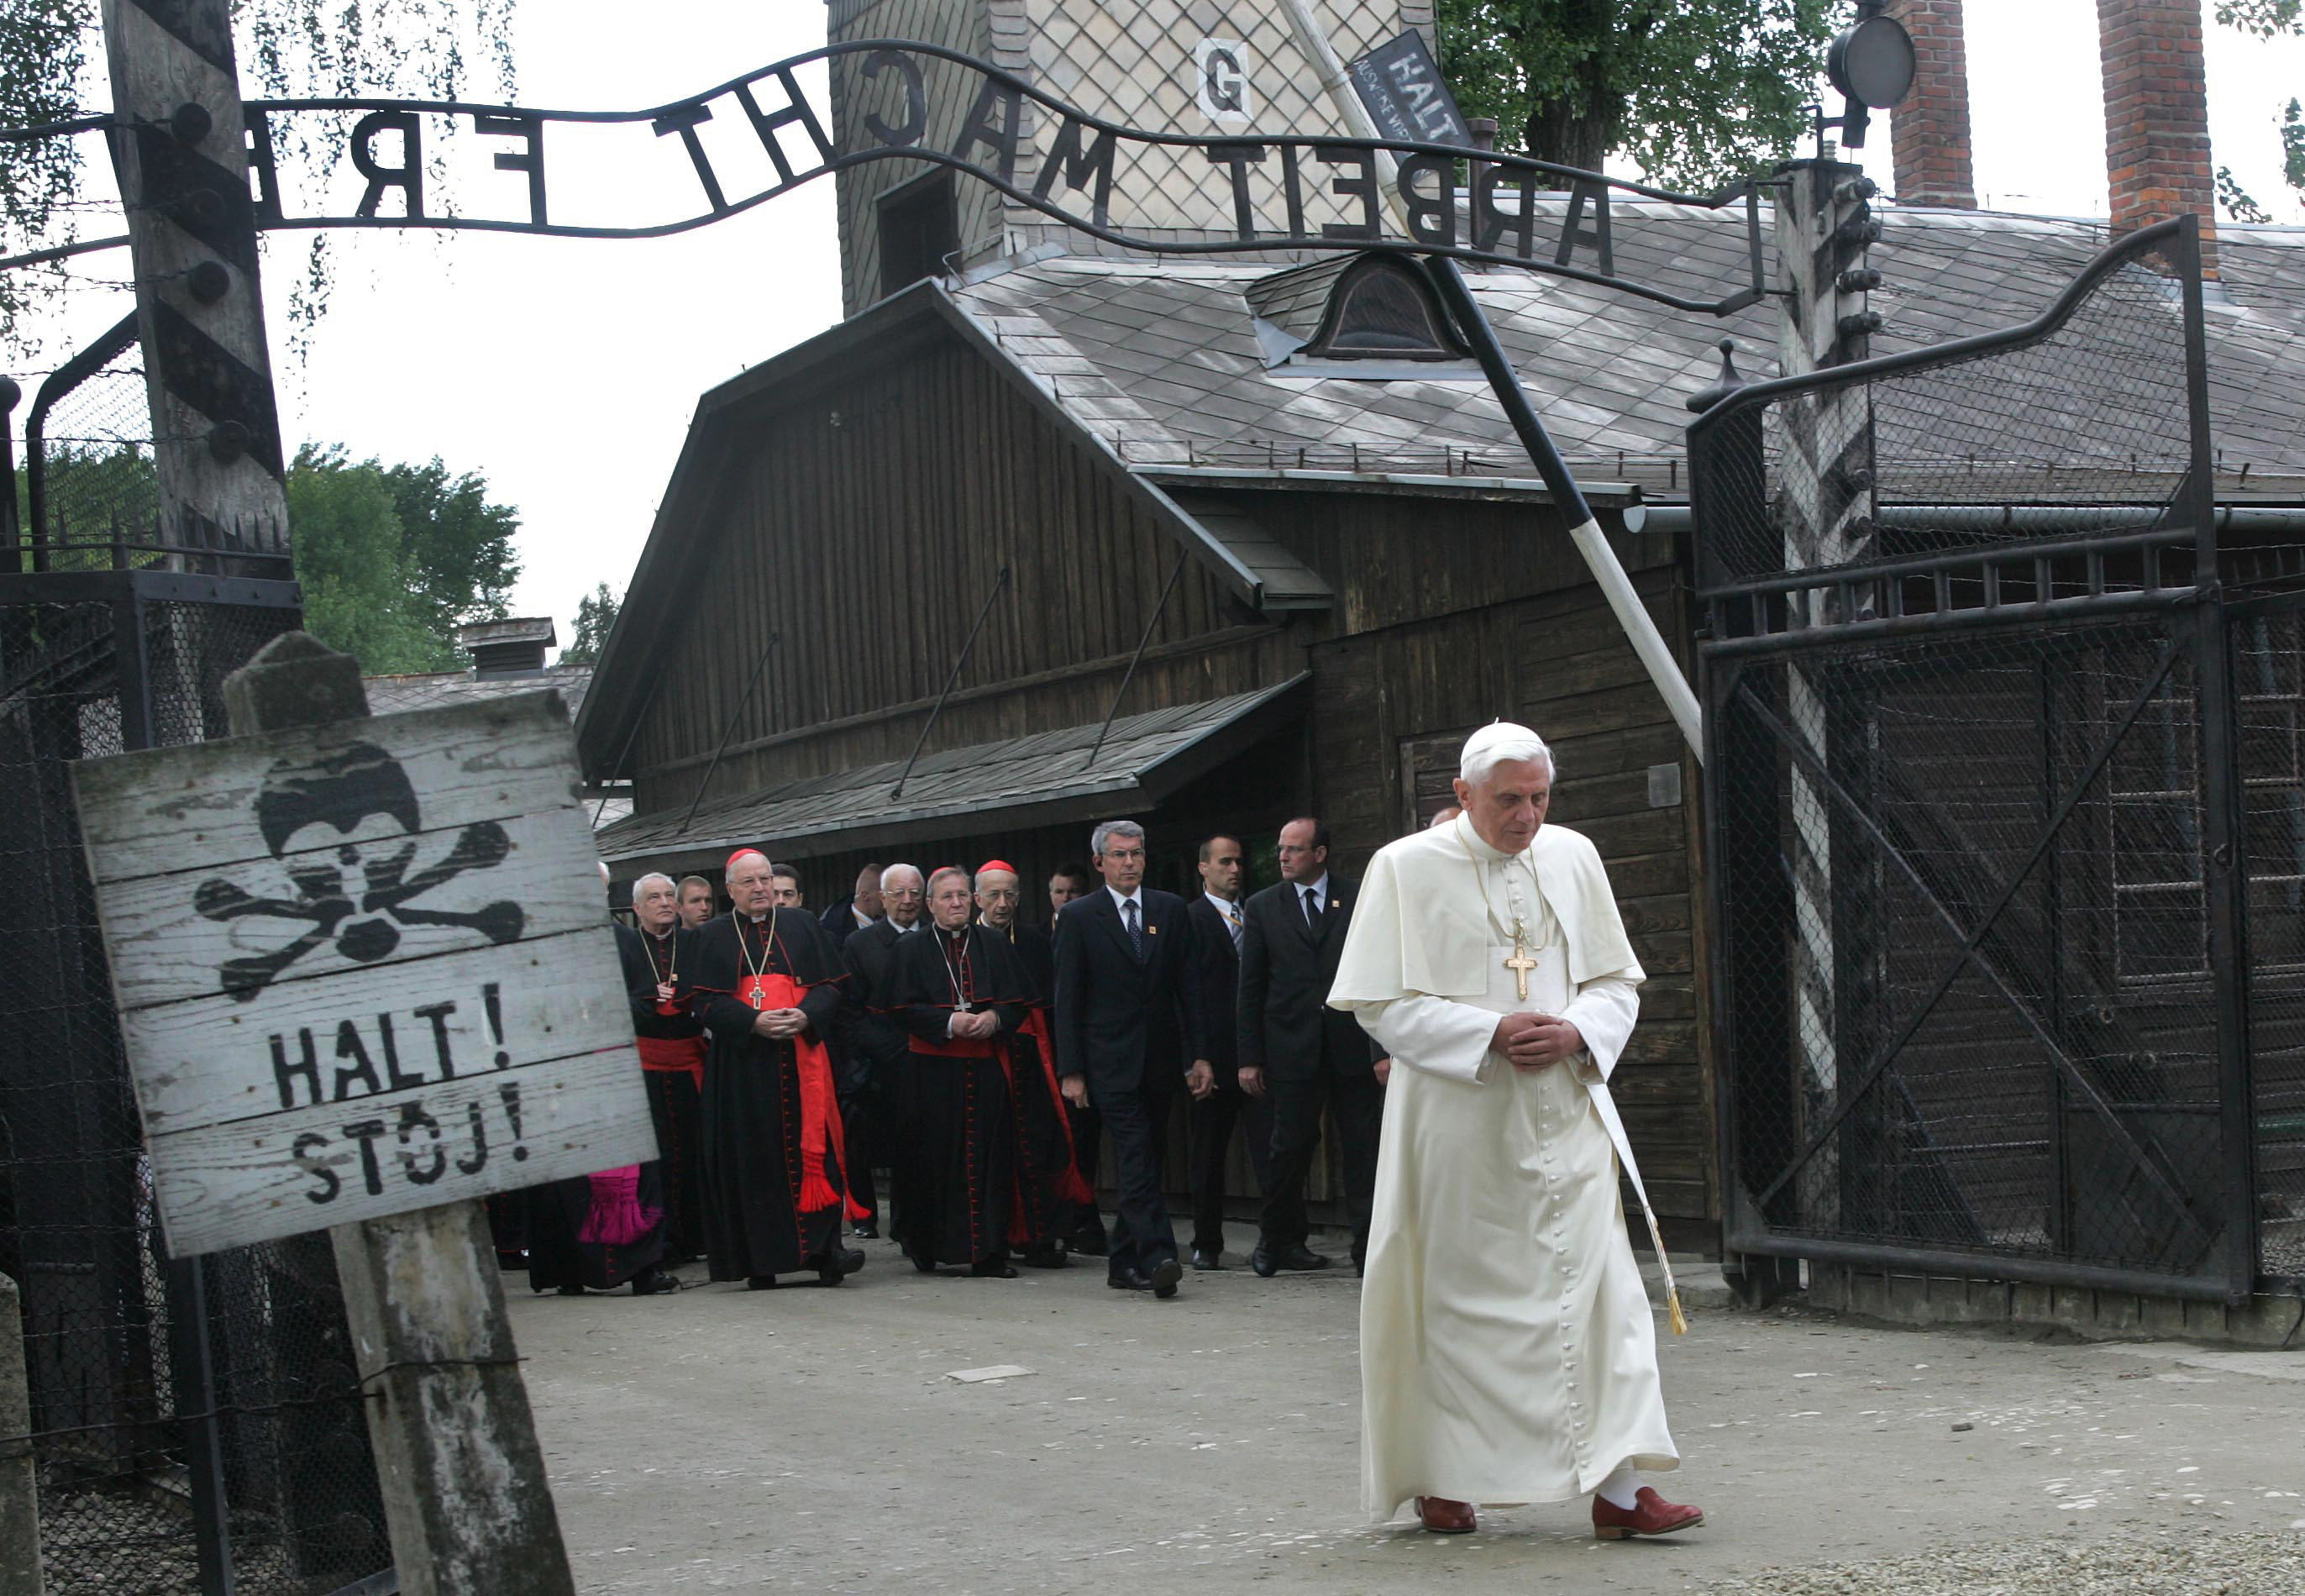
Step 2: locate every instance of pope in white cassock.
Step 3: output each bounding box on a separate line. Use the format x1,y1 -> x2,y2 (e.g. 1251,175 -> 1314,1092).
1330,722 -> 1704,1541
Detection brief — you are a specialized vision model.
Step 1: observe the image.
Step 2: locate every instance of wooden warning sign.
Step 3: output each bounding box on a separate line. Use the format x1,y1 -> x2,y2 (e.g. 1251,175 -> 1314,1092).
71,691 -> 654,1257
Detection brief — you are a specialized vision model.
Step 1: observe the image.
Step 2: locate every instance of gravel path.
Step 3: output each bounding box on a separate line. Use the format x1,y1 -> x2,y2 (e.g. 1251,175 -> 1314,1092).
512,1247 -> 2305,1594
1725,1530 -> 2305,1594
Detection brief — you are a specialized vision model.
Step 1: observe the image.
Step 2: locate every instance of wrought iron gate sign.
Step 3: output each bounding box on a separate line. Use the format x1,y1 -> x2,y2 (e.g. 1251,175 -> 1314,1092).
20,39 -> 1766,315
69,692 -> 654,1256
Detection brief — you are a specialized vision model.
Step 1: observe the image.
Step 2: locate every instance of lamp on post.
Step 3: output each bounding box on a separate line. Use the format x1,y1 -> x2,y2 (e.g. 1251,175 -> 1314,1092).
1814,1 -> 1919,155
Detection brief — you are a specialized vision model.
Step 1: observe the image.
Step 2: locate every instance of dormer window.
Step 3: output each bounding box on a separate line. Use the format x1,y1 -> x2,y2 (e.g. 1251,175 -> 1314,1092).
1246,254 -> 1483,379
1300,256 -> 1471,362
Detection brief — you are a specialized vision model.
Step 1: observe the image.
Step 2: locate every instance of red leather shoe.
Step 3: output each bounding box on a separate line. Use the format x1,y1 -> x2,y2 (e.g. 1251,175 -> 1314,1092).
1415,1496 -> 1477,1534
1592,1486 -> 1703,1539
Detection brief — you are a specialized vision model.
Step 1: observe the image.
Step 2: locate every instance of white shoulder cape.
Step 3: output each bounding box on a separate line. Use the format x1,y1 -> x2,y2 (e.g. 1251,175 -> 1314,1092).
1329,821 -> 1638,1007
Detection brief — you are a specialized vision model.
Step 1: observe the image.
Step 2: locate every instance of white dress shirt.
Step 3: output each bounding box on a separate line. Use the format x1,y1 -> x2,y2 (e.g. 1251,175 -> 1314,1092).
1205,889 -> 1245,949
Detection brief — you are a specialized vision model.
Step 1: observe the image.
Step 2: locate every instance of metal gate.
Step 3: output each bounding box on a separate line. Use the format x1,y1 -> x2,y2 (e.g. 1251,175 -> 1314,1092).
5,327 -> 392,1590
1690,217 -> 2297,1304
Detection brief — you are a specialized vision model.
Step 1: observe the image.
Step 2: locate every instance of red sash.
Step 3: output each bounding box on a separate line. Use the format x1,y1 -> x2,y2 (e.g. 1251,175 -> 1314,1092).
635,1033 -> 706,1089
743,972 -> 870,1222
1017,1009 -> 1094,1205
910,1010 -> 1092,1216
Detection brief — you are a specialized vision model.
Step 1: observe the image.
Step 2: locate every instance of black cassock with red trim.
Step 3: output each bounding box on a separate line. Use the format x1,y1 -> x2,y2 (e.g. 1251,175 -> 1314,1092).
688,906 -> 862,1283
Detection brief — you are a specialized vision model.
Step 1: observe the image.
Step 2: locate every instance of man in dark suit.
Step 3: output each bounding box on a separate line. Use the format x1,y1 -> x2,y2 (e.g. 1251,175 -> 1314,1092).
1053,819 -> 1213,1299
1045,859 -> 1104,1252
1239,816 -> 1387,1277
1184,833 -> 1275,1270
819,863 -> 885,949
837,864 -> 922,1239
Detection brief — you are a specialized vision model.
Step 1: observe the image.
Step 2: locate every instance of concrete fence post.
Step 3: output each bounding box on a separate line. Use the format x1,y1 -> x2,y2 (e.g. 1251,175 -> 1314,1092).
1,1270 -> 43,1596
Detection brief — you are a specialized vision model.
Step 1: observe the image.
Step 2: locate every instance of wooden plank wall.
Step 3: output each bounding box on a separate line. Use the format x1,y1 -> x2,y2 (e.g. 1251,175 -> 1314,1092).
627,333 -> 1271,820
1303,549 -> 1716,1226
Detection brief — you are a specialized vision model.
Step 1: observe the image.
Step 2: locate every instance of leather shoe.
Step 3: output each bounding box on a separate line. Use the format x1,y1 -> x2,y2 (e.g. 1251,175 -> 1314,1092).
812,1247 -> 867,1286
1147,1257 -> 1183,1299
969,1257 -> 1019,1278
1250,1247 -> 1279,1278
630,1268 -> 680,1296
852,1221 -> 879,1239
1416,1496 -> 1477,1535
1274,1243 -> 1331,1272
1592,1487 -> 1704,1540
1190,1248 -> 1224,1271
1107,1267 -> 1154,1291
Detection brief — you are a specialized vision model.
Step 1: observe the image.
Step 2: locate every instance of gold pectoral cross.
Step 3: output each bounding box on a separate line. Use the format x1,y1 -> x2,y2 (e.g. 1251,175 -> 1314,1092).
1504,927 -> 1540,1003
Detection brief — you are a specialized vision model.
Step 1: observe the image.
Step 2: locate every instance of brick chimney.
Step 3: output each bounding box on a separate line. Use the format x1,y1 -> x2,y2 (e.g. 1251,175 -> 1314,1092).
2097,0 -> 2215,235
1884,1 -> 1977,208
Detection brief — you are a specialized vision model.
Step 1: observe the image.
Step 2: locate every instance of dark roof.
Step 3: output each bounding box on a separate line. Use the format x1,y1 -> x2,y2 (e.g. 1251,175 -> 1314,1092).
596,676 -> 1308,874
948,204 -> 2305,504
580,203 -> 2305,778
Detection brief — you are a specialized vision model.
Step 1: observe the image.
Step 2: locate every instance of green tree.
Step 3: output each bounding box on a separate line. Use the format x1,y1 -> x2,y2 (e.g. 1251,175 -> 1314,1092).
561,582 -> 620,666
286,444 -> 455,675
0,0 -> 86,349
1435,0 -> 1834,190
13,443 -> 159,571
381,457 -> 522,638
1,1 -> 516,352
2213,2 -> 2305,220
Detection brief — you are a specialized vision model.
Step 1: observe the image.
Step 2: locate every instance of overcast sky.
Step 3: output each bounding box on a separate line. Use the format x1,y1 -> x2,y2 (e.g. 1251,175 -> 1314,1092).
15,1 -> 2305,661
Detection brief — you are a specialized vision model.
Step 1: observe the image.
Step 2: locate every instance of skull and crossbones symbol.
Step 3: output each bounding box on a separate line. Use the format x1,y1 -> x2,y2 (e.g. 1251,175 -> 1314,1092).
195,741 -> 527,1000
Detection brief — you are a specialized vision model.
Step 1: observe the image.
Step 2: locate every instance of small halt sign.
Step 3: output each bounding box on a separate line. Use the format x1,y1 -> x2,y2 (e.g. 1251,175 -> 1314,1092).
1347,29 -> 1473,150
72,691 -> 654,1257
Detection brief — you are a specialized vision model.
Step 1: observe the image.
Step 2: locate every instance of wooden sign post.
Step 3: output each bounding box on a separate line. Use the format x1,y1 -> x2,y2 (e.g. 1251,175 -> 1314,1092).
71,633 -> 643,1594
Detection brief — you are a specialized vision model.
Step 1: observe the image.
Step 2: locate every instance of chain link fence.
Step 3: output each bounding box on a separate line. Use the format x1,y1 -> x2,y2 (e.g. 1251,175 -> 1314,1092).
18,314 -> 160,575
1693,227 -> 2201,598
2,585 -> 391,1593
1693,218 -> 2300,1299
1708,620 -> 2239,1287
2232,600 -> 2305,1284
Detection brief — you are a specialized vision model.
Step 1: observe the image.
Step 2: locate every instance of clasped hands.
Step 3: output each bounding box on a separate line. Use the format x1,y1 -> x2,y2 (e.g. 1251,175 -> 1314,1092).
948,1009 -> 1000,1040
1491,1011 -> 1583,1070
750,1006 -> 809,1040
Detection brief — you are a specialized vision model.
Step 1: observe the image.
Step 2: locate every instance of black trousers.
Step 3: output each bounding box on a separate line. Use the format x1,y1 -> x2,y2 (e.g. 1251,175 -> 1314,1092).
841,1051 -> 906,1226
1095,1082 -> 1177,1280
1259,1068 -> 1384,1268
643,1067 -> 706,1260
840,1089 -> 879,1218
1188,1083 -> 1274,1256
1066,1100 -> 1106,1247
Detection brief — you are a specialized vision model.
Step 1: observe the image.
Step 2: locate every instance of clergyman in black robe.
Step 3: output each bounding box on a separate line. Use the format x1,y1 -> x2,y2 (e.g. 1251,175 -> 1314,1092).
885,868 -> 1067,1276
526,1163 -> 677,1294
618,873 -> 706,1262
975,860 -> 1093,1268
528,870 -> 680,1296
690,849 -> 868,1289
